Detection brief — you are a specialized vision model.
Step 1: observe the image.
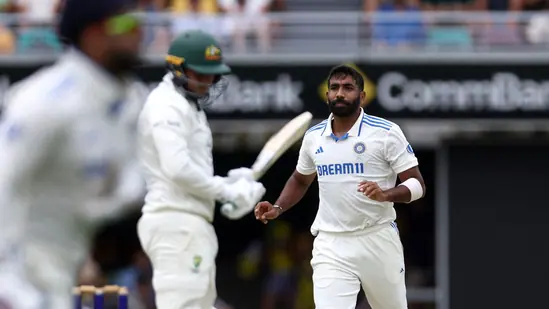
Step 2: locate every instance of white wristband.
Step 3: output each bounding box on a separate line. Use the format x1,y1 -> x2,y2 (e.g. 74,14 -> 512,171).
398,178 -> 423,203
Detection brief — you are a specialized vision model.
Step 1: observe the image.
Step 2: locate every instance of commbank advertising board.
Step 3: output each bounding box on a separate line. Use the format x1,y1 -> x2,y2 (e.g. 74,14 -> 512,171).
1,62 -> 549,119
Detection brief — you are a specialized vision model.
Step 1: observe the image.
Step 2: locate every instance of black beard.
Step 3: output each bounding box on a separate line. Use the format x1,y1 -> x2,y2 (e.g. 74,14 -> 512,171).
105,51 -> 142,77
328,97 -> 361,117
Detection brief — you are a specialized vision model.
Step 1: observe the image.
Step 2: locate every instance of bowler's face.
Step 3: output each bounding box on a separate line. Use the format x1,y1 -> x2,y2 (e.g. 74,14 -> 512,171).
326,75 -> 363,117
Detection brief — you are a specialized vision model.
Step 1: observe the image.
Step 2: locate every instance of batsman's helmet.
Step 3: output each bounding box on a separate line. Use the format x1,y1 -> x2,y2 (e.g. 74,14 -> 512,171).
165,30 -> 231,107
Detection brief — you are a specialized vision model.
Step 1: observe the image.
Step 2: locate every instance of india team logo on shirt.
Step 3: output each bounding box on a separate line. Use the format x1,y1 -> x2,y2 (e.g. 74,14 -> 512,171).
354,142 -> 366,154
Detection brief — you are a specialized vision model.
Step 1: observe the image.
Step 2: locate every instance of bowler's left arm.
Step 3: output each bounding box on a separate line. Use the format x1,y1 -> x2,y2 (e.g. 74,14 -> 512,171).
384,125 -> 426,203
359,125 -> 426,203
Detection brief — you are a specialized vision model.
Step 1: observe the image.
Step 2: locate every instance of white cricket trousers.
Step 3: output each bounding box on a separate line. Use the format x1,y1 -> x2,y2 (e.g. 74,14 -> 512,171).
137,210 -> 218,309
311,223 -> 407,309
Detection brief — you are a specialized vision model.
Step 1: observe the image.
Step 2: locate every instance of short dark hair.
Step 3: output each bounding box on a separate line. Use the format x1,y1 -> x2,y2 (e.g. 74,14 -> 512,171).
326,65 -> 364,91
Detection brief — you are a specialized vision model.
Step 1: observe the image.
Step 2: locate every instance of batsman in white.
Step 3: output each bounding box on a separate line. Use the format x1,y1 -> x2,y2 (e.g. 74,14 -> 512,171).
136,30 -> 265,309
0,1 -> 145,309
255,65 -> 427,309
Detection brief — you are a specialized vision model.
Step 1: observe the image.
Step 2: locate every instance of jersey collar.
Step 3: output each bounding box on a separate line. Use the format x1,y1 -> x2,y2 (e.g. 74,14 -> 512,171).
162,73 -> 202,111
61,49 -> 128,115
321,108 -> 365,141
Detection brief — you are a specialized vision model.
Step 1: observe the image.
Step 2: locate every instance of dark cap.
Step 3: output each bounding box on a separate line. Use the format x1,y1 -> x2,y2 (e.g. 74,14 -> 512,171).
59,0 -> 137,45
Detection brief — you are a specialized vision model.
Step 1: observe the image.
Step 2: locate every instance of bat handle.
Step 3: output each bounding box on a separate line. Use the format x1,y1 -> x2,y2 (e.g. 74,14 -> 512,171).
221,170 -> 261,217
220,203 -> 235,216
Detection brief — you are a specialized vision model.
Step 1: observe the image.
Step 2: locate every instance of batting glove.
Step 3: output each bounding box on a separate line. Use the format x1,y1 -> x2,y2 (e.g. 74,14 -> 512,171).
220,178 -> 265,220
226,167 -> 255,182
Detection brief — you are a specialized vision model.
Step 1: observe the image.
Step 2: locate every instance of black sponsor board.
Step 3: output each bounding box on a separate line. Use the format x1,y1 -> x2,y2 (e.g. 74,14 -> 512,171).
2,62 -> 549,119
447,141 -> 548,309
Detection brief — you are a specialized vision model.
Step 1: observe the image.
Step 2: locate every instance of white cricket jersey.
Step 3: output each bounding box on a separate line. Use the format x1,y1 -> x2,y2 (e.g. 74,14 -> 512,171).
137,74 -> 226,222
296,108 -> 418,235
0,49 -> 144,269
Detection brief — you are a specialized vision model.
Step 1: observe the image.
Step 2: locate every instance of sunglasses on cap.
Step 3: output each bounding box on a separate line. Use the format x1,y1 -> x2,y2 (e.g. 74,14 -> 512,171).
105,13 -> 140,35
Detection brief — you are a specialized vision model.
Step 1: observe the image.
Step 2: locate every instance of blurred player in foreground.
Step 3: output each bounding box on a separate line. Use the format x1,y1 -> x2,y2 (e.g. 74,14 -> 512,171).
0,0 -> 145,308
255,65 -> 426,309
136,30 -> 265,309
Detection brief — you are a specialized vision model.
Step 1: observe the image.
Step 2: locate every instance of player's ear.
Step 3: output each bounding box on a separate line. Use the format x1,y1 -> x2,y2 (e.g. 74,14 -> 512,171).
360,91 -> 366,107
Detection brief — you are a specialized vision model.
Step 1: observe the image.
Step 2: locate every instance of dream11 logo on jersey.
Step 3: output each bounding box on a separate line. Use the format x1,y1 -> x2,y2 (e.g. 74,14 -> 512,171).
375,71 -> 549,113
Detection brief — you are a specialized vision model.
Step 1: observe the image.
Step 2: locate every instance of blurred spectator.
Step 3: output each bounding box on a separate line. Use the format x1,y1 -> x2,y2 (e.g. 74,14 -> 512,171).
0,27 -> 14,54
260,226 -> 314,309
0,0 -> 17,13
522,0 -> 549,10
521,0 -> 549,44
77,257 -> 106,287
136,261 -> 155,309
526,14 -> 549,44
369,0 -> 426,49
0,28 -> 14,55
218,0 -> 275,53
138,0 -> 172,54
419,0 -> 475,10
109,251 -> 151,295
13,0 -> 62,53
474,0 -> 523,10
13,0 -> 60,23
237,240 -> 263,280
108,251 -> 152,308
474,0 -> 522,47
476,21 -> 521,46
144,20 -> 172,54
0,0 -> 15,54
162,0 -> 231,45
260,221 -> 294,309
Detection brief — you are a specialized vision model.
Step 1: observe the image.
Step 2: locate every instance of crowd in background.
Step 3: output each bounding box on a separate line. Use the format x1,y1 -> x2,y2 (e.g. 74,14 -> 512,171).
369,0 -> 549,49
1,0 -> 549,55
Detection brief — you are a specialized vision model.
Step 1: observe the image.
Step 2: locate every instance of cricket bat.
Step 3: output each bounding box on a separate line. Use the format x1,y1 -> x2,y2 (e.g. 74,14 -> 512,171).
221,111 -> 313,215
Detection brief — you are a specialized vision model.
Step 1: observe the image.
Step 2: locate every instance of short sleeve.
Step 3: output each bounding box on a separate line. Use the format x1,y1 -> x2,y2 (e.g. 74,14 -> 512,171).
296,136 -> 316,175
384,125 -> 418,174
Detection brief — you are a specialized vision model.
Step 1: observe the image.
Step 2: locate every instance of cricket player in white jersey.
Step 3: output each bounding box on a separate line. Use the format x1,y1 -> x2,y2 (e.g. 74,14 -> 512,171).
0,1 -> 145,309
255,65 -> 426,309
136,30 -> 266,309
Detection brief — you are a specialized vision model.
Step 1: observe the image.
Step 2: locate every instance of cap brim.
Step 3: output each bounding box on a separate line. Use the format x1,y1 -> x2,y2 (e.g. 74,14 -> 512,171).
186,63 -> 231,75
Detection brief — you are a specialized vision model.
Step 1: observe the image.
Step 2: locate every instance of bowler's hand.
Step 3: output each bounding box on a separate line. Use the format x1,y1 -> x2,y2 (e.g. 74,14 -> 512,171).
358,181 -> 389,202
254,201 -> 281,224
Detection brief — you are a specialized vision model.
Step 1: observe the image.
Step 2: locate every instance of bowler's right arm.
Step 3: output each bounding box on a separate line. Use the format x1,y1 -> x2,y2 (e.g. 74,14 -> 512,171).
255,135 -> 316,222
274,135 -> 317,211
